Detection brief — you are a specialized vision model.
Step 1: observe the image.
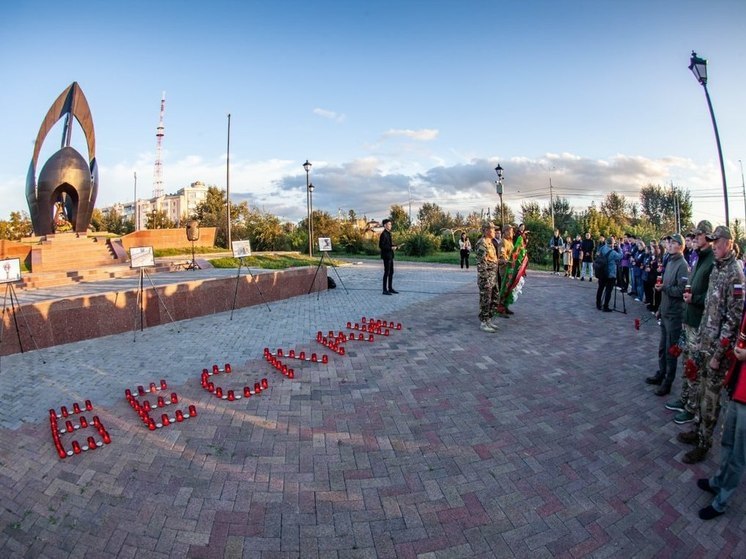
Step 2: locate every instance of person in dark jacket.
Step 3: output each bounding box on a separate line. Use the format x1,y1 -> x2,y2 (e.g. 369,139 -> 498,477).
651,234 -> 689,396
595,238 -> 621,312
663,221 -> 715,423
580,232 -> 594,281
379,219 -> 399,295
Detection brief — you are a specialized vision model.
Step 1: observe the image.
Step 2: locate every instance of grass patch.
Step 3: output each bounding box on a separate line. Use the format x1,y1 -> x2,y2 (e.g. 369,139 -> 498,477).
210,253 -> 344,269
154,247 -> 230,257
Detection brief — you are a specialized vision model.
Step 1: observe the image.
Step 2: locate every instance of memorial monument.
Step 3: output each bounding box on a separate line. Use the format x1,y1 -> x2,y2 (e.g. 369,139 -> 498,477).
26,82 -> 99,235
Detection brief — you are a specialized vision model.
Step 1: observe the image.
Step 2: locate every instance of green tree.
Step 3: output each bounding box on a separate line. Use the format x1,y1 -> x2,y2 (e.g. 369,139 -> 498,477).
542,197 -> 575,234
492,202 -> 516,228
145,210 -> 175,230
639,184 -> 693,233
600,192 -> 630,227
388,205 -> 411,232
0,211 -> 33,240
520,202 -> 541,222
243,209 -> 290,251
192,185 -> 247,247
417,202 -> 452,234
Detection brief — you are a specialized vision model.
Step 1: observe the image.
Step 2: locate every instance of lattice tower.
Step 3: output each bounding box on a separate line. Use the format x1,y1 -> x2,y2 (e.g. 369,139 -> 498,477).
153,91 -> 165,198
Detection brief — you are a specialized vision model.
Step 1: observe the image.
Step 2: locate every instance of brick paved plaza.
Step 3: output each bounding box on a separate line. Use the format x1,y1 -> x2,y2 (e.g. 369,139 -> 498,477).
0,262 -> 743,558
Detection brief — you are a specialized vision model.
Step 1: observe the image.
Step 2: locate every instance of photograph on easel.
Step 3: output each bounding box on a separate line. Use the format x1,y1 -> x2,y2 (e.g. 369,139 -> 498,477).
129,246 -> 155,269
0,258 -> 22,284
318,237 -> 332,252
232,240 -> 252,258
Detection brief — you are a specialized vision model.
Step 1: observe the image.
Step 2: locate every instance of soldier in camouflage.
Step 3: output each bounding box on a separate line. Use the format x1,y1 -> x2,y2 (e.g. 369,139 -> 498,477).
677,226 -> 745,464
476,222 -> 499,333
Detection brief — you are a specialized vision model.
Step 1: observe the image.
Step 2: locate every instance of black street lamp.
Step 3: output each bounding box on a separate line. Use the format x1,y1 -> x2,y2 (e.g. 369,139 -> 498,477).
494,164 -> 504,227
303,160 -> 313,256
689,51 -> 729,226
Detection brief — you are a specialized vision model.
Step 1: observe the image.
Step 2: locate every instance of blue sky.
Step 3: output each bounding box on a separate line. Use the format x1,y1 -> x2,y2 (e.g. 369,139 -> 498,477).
1,0 -> 745,227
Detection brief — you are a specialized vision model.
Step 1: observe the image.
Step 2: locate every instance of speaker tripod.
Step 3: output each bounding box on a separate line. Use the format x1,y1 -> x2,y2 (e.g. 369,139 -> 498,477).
308,252 -> 348,299
132,268 -> 179,341
184,239 -> 201,270
1,282 -> 42,372
612,282 -> 627,314
230,258 -> 271,319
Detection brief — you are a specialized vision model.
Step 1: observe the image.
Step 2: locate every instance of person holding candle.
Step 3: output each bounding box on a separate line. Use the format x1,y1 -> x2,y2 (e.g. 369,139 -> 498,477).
650,234 -> 689,397
678,226 -> 745,464
696,312 -> 746,520
664,221 -> 715,423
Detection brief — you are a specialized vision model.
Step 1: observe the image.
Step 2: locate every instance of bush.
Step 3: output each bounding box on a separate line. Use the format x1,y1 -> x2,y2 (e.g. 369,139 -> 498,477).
440,234 -> 457,252
400,231 -> 440,257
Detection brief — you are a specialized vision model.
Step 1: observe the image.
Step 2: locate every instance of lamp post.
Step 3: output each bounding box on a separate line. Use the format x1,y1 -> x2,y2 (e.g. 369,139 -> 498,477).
689,51 -> 729,227
494,164 -> 504,227
226,113 -> 232,248
303,160 -> 313,256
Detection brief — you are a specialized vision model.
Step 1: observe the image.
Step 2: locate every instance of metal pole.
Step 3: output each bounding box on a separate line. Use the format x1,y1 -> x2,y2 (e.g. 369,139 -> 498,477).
310,187 -> 314,256
306,168 -> 312,257
738,159 -> 746,223
701,84 -> 729,227
226,113 -> 232,248
500,191 -> 504,227
549,176 -> 555,230
133,171 -> 137,231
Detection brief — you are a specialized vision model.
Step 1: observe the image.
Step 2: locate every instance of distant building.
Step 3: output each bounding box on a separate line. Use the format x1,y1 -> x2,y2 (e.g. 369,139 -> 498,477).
104,181 -> 209,230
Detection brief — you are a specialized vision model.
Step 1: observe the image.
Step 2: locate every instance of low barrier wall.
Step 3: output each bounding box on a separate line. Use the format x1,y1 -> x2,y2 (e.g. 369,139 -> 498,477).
1,266 -> 326,356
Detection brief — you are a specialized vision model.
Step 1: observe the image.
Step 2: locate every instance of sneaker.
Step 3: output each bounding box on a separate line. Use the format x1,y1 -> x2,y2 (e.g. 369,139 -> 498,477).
665,399 -> 685,412
698,505 -> 724,520
488,319 -> 501,329
634,298 -> 641,302
480,321 -> 497,333
677,431 -> 698,445
580,277 -> 585,281
674,411 -> 695,424
697,478 -> 717,495
683,446 -> 709,464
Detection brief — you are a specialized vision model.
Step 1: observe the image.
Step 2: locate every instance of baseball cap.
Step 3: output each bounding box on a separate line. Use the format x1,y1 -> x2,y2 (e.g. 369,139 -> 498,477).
481,222 -> 496,231
706,225 -> 732,241
693,220 -> 714,236
670,233 -> 684,245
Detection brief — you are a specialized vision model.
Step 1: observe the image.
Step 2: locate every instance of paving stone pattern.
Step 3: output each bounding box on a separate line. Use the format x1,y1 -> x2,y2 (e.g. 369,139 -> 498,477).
0,263 -> 744,558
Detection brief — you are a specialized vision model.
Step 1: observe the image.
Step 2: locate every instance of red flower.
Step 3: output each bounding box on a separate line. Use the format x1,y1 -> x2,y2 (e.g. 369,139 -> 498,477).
684,359 -> 698,381
720,337 -> 731,348
668,344 -> 683,358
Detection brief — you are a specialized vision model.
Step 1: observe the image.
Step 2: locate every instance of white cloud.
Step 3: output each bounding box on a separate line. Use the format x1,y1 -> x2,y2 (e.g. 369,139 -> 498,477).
313,108 -> 346,123
381,128 -> 439,141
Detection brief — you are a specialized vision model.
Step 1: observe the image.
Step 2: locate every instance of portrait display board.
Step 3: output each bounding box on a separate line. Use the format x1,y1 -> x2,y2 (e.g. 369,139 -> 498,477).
130,246 -> 155,269
232,240 -> 252,258
318,237 -> 332,252
0,258 -> 21,284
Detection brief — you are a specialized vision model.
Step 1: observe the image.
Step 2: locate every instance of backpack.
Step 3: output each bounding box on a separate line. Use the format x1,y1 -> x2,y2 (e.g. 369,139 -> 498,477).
327,276 -> 337,289
593,248 -> 609,280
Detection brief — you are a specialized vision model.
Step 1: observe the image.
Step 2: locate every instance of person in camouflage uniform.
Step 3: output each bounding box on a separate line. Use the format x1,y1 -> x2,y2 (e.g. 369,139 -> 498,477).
476,222 -> 499,333
664,221 -> 715,423
677,226 -> 745,464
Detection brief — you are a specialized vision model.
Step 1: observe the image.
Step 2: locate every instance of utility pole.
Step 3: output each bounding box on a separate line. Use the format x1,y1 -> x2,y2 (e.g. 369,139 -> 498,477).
549,176 -> 555,230
738,159 -> 746,223
226,113 -> 231,249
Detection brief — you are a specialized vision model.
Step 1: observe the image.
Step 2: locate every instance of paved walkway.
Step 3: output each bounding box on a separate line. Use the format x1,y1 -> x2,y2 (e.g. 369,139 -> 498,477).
0,263 -> 743,558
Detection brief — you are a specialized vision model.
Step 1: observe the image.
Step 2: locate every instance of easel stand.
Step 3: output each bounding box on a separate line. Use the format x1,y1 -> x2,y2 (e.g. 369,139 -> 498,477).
308,252 -> 348,299
133,268 -> 179,341
612,283 -> 627,314
1,282 -> 43,372
230,258 -> 271,320
185,240 -> 201,270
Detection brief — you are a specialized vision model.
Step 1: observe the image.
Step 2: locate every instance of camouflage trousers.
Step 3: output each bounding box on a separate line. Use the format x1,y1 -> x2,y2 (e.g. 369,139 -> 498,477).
679,324 -> 700,414
695,362 -> 726,450
477,262 -> 499,322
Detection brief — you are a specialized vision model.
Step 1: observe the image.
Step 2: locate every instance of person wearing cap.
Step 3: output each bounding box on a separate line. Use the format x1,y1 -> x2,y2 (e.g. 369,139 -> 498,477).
379,219 -> 399,295
595,237 -> 621,312
475,222 -> 500,332
696,319 -> 746,520
648,233 -> 689,396
678,225 -> 745,465
664,220 -> 715,423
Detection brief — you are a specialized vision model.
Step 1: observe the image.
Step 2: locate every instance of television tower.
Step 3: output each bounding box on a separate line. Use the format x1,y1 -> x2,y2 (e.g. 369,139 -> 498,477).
153,91 -> 165,198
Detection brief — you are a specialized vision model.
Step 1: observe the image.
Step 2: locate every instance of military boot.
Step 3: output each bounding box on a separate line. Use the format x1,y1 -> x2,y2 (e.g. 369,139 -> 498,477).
683,446 -> 709,464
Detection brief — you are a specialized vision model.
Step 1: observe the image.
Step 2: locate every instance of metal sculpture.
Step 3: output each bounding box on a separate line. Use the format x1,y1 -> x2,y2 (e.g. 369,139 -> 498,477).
26,82 -> 98,235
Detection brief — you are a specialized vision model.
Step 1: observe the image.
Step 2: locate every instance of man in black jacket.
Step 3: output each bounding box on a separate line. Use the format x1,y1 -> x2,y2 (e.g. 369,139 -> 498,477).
379,219 -> 399,295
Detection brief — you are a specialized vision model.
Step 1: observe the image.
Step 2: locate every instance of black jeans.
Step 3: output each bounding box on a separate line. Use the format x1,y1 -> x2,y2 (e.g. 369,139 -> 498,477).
382,257 -> 394,291
552,249 -> 561,273
596,277 -> 616,309
460,249 -> 470,269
